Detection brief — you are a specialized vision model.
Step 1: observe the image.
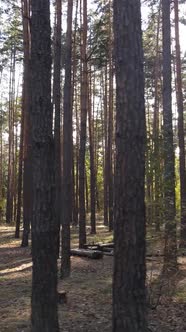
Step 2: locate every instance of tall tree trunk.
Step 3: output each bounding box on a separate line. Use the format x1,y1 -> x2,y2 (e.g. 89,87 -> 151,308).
88,65 -> 96,234
15,98 -> 24,238
79,0 -> 88,248
162,0 -> 177,270
30,0 -> 59,330
174,0 -> 186,248
21,0 -> 32,247
103,65 -> 108,226
108,0 -> 114,231
6,48 -> 15,224
113,0 -> 147,331
61,0 -> 73,279
0,103 -> 3,222
153,4 -> 161,232
53,0 -> 62,258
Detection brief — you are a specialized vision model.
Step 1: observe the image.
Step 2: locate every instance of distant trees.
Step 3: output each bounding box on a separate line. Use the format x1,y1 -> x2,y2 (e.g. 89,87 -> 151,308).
113,0 -> 147,331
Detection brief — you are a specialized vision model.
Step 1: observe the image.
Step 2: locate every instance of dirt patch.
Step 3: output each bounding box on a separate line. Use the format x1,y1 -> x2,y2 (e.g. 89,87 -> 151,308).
0,225 -> 186,332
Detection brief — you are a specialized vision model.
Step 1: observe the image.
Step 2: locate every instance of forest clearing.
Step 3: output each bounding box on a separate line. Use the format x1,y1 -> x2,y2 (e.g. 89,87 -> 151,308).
1,223 -> 186,332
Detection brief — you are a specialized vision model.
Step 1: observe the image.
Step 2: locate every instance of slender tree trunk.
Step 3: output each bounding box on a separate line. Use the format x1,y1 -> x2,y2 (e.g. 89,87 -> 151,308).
79,0 -> 88,248
21,0 -> 32,247
103,65 -> 108,226
0,104 -> 3,222
6,49 -> 15,224
15,93 -> 24,238
153,4 -> 161,232
162,0 -> 177,270
113,0 -> 147,331
53,0 -> 62,258
174,0 -> 186,248
61,0 -> 73,279
108,0 -> 114,231
30,0 -> 59,330
88,65 -> 96,234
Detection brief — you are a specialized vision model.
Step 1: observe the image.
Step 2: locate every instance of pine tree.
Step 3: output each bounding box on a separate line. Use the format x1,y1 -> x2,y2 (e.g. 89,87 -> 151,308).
30,0 -> 59,330
113,0 -> 147,330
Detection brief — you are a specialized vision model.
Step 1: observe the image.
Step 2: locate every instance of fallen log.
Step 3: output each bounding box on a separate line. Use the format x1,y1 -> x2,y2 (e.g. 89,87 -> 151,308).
70,249 -> 103,259
82,244 -> 99,250
83,242 -> 114,251
102,251 -> 114,256
98,243 -> 114,249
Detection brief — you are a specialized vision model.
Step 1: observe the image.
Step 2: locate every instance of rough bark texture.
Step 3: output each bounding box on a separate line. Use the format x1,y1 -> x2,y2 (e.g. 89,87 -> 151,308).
174,0 -> 186,248
162,0 -> 177,269
61,0 -> 73,279
113,1 -> 147,331
30,1 -> 59,331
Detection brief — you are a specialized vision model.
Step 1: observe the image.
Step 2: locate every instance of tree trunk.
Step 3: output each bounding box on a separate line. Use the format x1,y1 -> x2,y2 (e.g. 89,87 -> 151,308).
21,0 -> 31,247
61,0 -> 73,279
174,0 -> 186,248
103,65 -> 108,226
15,87 -> 24,238
53,0 -> 62,258
113,0 -> 147,331
88,66 -> 96,234
162,0 -> 177,270
30,0 -> 59,330
108,0 -> 114,231
153,4 -> 161,232
6,48 -> 15,224
79,0 -> 88,248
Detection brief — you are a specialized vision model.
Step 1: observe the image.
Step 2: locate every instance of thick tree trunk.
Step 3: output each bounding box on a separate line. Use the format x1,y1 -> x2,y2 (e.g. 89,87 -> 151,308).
30,0 -> 59,331
113,0 -> 147,331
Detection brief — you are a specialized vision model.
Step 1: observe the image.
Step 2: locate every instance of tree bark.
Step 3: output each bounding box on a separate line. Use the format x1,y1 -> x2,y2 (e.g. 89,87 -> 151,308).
113,0 -> 147,331
30,0 -> 59,330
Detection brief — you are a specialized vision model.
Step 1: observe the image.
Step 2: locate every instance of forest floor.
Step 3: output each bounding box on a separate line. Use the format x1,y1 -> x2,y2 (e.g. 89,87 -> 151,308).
0,222 -> 186,332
